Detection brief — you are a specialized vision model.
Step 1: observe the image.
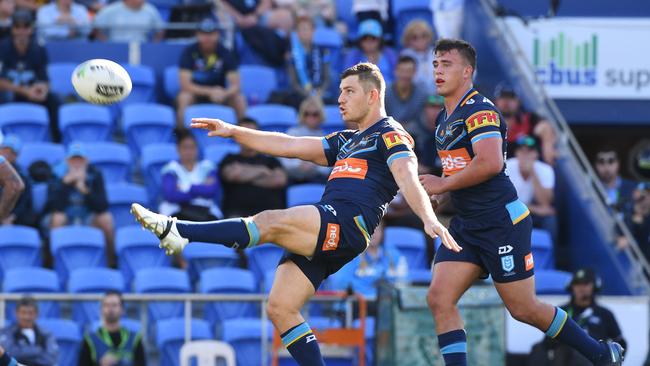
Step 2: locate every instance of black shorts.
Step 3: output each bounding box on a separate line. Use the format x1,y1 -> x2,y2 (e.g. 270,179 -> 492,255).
434,199 -> 535,283
279,201 -> 371,290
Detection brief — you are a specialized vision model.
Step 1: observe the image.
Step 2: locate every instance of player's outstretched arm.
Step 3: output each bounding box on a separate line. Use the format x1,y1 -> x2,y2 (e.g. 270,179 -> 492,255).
390,156 -> 462,252
191,118 -> 329,165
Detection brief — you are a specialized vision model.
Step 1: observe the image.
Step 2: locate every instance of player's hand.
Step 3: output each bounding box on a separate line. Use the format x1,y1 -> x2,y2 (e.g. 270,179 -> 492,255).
190,118 -> 236,138
425,221 -> 462,253
419,174 -> 448,195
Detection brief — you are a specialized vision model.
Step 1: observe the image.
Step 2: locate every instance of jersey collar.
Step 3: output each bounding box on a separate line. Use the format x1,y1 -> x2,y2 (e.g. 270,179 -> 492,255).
443,87 -> 477,122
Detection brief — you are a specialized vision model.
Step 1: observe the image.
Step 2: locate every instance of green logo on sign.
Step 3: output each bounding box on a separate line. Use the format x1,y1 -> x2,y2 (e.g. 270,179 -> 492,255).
533,33 -> 597,86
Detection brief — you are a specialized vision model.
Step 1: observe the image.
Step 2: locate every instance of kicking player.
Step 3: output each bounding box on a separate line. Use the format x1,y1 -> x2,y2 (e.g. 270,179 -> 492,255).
419,39 -> 623,366
131,63 -> 460,366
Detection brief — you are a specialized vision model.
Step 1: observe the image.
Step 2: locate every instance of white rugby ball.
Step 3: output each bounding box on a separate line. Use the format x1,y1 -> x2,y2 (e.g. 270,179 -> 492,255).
71,59 -> 132,104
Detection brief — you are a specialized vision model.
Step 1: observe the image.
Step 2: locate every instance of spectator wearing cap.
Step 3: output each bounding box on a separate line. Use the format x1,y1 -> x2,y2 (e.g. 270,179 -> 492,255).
494,82 -> 556,164
0,9 -> 62,142
506,135 -> 557,243
176,18 -> 246,127
0,134 -> 36,227
344,19 -> 397,84
624,182 -> 650,262
0,0 -> 14,41
385,55 -> 428,133
36,0 -> 90,41
527,268 -> 626,366
93,0 -> 164,43
47,144 -> 115,266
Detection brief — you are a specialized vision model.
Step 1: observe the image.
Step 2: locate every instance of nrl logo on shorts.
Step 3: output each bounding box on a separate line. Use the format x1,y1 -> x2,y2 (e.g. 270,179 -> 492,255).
501,255 -> 515,272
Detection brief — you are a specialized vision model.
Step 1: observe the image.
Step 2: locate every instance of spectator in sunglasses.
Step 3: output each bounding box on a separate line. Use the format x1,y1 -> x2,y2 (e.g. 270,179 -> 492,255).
400,20 -> 436,93
594,147 -> 636,212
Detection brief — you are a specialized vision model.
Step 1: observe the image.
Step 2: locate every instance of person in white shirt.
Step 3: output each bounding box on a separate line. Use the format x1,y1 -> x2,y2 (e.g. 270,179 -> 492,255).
506,135 -> 558,244
93,0 -> 163,43
430,0 -> 464,39
36,0 -> 90,41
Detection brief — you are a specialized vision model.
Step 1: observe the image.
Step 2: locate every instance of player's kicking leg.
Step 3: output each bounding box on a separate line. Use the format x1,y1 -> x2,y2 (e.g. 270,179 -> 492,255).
130,203 -> 327,365
495,277 -> 624,365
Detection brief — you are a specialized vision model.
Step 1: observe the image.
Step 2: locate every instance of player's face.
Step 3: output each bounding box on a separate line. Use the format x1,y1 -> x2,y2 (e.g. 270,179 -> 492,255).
101,294 -> 123,324
433,50 -> 472,97
338,75 -> 371,124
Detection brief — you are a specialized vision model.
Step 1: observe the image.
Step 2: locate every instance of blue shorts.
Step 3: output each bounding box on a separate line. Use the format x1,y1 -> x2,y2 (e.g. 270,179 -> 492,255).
434,199 -> 535,283
279,201 -> 371,290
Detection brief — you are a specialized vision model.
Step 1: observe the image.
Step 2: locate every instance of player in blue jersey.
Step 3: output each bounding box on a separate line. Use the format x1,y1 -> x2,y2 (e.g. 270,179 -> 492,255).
419,39 -> 623,366
130,62 -> 460,366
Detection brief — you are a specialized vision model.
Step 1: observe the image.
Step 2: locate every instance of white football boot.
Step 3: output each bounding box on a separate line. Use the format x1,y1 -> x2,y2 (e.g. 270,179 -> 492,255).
130,203 -> 189,255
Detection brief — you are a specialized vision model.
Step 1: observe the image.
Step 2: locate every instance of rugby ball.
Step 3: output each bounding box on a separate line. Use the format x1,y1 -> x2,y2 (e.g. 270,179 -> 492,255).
71,59 -> 132,104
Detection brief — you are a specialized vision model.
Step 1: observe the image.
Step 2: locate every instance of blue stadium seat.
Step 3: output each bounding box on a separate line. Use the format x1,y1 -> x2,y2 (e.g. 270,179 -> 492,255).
204,144 -> 240,168
59,103 -> 112,144
38,318 -> 82,366
535,269 -> 572,295
408,268 -> 433,285
392,0 -> 434,46
121,64 -> 156,105
91,318 -> 141,334
31,183 -> 48,214
3,267 -> 60,320
222,318 -> 273,366
184,104 -> 237,148
246,104 -> 297,132
106,183 -> 149,229
141,143 -> 178,202
309,316 -> 342,331
334,0 -> 357,37
313,27 -> 344,94
163,66 -> 180,101
263,270 -> 275,294
201,268 -> 258,327
323,105 -> 345,134
16,142 -> 65,171
239,65 -> 278,104
0,103 -> 49,142
246,245 -> 284,284
51,226 -> 106,286
184,242 -> 240,282
286,184 -> 325,207
45,41 -> 129,64
0,225 -> 41,278
68,268 -> 125,326
383,227 -> 428,269
532,228 -> 554,269
47,63 -> 77,99
82,142 -> 131,183
116,225 -> 171,288
123,103 -> 175,156
135,268 -> 191,335
156,318 -> 213,366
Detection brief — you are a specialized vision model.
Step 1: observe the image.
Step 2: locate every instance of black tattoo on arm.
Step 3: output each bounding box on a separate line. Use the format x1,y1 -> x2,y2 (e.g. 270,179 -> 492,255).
0,162 -> 24,220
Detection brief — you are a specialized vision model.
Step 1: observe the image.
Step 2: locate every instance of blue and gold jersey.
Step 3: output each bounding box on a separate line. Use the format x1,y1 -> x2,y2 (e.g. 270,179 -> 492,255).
321,117 -> 415,234
435,88 -> 518,217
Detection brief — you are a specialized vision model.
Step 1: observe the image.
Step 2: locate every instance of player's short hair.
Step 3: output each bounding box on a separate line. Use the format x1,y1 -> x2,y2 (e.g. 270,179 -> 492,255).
397,55 -> 417,67
103,290 -> 124,306
341,62 -> 386,98
16,295 -> 38,312
434,38 -> 477,71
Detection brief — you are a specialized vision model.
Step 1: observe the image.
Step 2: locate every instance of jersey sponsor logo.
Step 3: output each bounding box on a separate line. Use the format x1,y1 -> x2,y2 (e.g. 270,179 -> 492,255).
525,252 -> 534,271
382,131 -> 414,149
306,334 -> 317,343
322,223 -> 340,251
465,110 -> 500,133
501,255 -> 515,272
328,158 -> 368,180
438,148 -> 472,176
498,245 -> 513,255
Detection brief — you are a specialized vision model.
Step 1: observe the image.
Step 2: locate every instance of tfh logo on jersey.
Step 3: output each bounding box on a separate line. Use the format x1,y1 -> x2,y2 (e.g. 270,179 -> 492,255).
322,223 -> 340,251
465,110 -> 500,133
382,131 -> 414,149
329,158 -> 368,180
438,148 -> 471,176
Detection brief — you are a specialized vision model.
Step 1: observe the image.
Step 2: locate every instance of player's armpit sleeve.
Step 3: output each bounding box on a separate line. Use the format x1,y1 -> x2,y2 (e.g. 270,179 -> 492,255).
465,108 -> 503,145
380,129 -> 416,167
321,130 -> 354,167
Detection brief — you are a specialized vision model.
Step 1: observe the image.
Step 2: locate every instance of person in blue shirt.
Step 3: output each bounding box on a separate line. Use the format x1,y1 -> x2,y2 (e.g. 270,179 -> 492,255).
344,19 -> 397,85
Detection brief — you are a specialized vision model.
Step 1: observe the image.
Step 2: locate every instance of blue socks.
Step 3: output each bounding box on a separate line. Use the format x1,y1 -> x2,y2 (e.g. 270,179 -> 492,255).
546,306 -> 607,363
438,329 -> 467,366
175,217 -> 260,249
281,322 -> 325,366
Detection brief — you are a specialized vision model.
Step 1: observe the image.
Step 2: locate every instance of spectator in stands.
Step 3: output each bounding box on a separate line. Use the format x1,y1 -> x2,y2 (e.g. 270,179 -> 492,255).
494,82 -> 555,164
177,18 -> 246,126
527,268 -> 626,366
400,20 -> 436,93
385,55 -> 427,132
93,0 -> 164,43
160,129 -> 222,221
277,0 -> 337,28
594,146 -> 636,212
431,0 -> 464,39
506,135 -> 557,242
36,0 -> 90,41
0,135 -> 36,227
414,95 -> 443,175
282,96 -> 330,184
47,144 -> 115,266
624,182 -> 650,262
352,0 -> 387,26
0,0 -> 14,41
78,291 -> 146,366
344,19 -> 397,84
0,10 -> 61,142
0,296 -> 59,366
219,117 -> 288,217
0,346 -> 21,366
